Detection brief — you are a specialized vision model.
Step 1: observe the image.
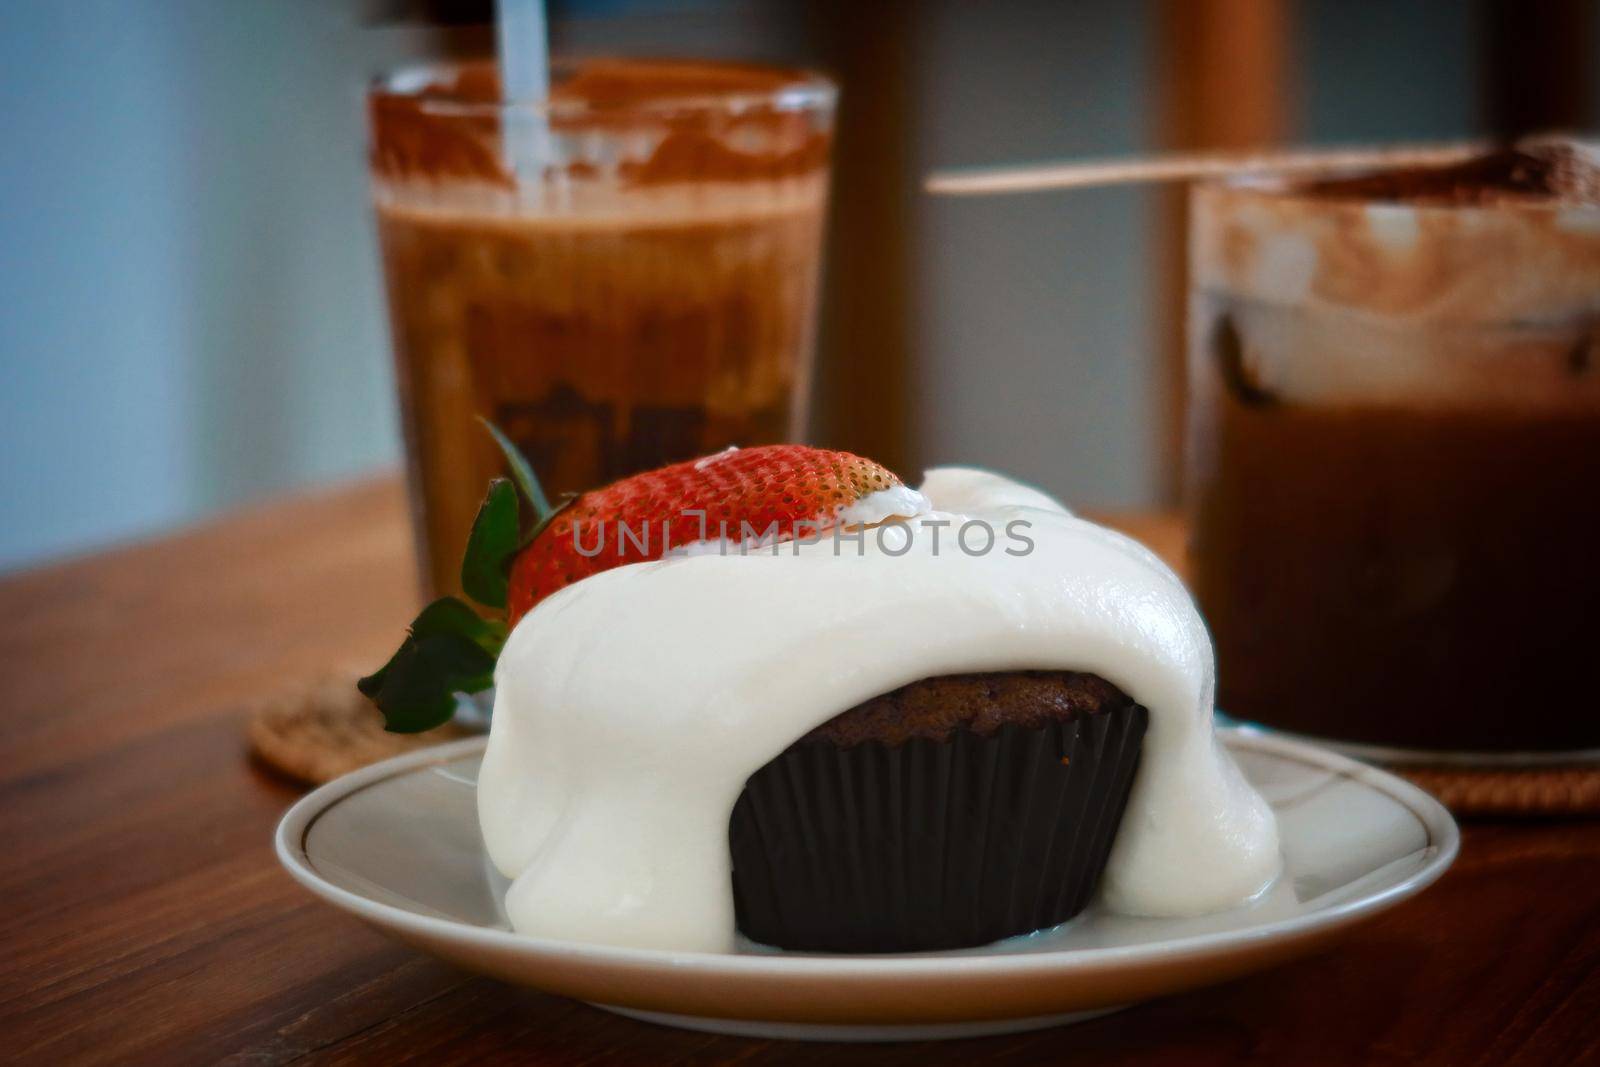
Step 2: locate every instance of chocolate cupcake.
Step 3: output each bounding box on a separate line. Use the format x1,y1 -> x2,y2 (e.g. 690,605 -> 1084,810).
728,670 -> 1147,953
376,440 -> 1280,956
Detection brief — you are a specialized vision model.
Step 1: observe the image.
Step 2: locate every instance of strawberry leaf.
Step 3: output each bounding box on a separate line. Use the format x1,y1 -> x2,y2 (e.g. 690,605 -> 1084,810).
358,597 -> 507,733
519,492 -> 576,550
460,478 -> 518,609
359,422 -> 556,730
479,417 -> 553,520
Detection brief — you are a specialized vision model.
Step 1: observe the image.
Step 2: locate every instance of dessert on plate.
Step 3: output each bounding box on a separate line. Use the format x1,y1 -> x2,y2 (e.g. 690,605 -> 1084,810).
363,440 -> 1281,954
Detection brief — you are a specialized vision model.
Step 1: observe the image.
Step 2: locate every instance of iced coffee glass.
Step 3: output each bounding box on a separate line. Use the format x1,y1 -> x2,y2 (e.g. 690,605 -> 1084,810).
1186,150 -> 1600,757
369,59 -> 835,599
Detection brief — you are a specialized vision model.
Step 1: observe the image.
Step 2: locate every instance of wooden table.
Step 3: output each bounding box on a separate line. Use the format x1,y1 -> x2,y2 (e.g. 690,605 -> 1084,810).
2,477 -> 1596,1065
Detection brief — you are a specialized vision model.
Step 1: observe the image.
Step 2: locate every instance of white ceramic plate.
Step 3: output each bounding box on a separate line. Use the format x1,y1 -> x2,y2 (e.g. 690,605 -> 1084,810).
275,729 -> 1457,1042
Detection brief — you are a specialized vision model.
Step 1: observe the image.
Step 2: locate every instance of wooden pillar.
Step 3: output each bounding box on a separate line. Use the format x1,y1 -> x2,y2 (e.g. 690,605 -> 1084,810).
803,0 -> 917,476
1153,0 -> 1293,502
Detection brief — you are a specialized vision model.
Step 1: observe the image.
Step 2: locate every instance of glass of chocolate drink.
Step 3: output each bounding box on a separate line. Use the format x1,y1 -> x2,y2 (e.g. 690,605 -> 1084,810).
1186,141 -> 1600,758
368,59 -> 835,599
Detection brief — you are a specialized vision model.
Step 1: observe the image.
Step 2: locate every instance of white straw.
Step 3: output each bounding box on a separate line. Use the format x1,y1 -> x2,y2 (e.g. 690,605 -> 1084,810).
496,0 -> 550,185
924,140 -> 1487,196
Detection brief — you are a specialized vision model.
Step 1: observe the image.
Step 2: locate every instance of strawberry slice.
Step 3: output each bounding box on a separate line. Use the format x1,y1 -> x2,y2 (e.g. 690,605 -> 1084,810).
362,438 -> 915,733
507,445 -> 910,625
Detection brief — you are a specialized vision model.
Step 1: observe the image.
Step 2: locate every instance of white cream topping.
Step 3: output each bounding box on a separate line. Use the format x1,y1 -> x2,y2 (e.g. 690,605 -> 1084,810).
479,468 -> 1281,952
835,483 -> 931,527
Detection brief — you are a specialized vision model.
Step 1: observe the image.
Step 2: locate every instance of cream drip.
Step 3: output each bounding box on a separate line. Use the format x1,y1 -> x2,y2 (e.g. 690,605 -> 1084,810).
478,468 -> 1281,951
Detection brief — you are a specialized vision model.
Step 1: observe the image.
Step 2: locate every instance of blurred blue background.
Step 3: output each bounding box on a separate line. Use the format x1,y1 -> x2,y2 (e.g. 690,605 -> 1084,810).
0,1 -> 1587,571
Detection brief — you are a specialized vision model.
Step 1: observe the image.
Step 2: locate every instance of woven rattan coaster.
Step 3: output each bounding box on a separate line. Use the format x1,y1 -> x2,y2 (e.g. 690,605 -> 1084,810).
1394,764 -> 1600,817
249,675 -> 471,786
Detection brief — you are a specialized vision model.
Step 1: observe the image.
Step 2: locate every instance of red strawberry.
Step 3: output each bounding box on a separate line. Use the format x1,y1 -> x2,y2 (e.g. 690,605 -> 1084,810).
507,445 -> 906,625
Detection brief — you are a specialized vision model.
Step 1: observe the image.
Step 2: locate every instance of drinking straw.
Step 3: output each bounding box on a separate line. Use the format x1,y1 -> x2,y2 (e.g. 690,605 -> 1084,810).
496,0 -> 550,185
924,140 -> 1486,196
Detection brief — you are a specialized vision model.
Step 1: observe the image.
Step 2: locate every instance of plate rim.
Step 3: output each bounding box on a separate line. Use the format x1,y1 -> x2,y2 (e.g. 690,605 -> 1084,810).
274,727 -> 1459,977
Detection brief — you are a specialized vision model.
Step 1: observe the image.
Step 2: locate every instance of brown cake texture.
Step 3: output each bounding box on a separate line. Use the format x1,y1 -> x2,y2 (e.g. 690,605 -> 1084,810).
803,670 -> 1136,748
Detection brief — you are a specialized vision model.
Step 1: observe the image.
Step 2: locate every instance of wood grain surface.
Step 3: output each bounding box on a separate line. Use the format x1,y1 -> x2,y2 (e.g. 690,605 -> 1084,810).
1,477 -> 1596,1065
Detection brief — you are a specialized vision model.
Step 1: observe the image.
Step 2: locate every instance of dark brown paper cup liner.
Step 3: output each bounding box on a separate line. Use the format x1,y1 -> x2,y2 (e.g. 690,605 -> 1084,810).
728,703 -> 1148,953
